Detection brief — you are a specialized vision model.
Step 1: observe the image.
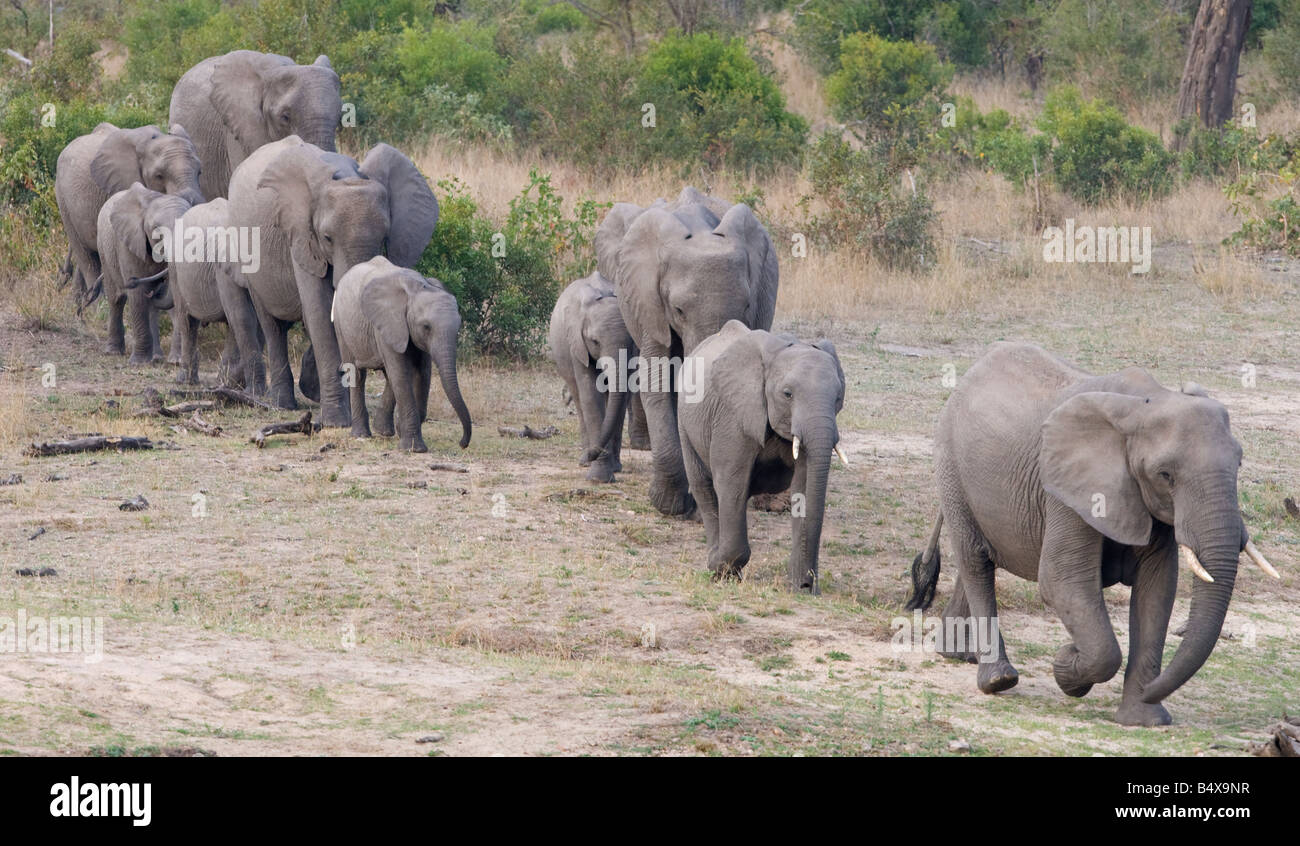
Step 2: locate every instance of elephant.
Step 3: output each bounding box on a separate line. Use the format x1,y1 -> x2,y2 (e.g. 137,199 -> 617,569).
170,50 -> 342,202
225,135 -> 439,427
678,321 -> 847,592
331,256 -> 471,453
143,197 -> 265,391
906,341 -> 1280,726
95,184 -> 193,364
548,271 -> 636,483
55,123 -> 203,312
596,187 -> 779,517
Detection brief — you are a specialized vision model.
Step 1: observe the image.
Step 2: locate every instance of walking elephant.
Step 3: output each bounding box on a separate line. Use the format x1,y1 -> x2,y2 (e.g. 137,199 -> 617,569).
906,342 -> 1280,726
225,136 -> 439,427
595,187 -> 779,516
55,123 -> 203,311
331,257 -> 471,453
679,321 -> 847,592
170,50 -> 342,202
95,184 -> 193,364
548,271 -> 635,483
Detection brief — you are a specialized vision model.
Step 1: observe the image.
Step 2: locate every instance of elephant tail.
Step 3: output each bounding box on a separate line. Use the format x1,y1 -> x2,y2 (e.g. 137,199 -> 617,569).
904,512 -> 943,611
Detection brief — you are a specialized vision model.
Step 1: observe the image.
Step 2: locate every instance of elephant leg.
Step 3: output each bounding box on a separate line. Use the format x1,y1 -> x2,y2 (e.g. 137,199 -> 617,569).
258,307 -> 297,410
943,497 -> 1018,692
128,290 -> 156,364
937,572 -> 978,663
217,328 -> 243,388
576,367 -> 614,483
709,470 -> 752,580
627,389 -> 650,450
375,378 -> 396,437
561,370 -> 590,467
167,310 -> 183,364
382,348 -> 425,453
637,346 -> 694,516
217,275 -> 267,396
349,363 -> 372,440
1039,500 -> 1122,698
1117,527 -> 1177,726
177,314 -> 201,385
295,273 -> 350,427
682,440 -> 719,567
609,389 -> 625,474
105,295 -> 126,355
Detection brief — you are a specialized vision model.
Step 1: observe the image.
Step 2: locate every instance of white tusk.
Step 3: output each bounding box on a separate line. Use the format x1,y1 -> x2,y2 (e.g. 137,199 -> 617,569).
1179,544 -> 1215,583
833,443 -> 850,466
792,436 -> 800,460
1244,540 -> 1281,579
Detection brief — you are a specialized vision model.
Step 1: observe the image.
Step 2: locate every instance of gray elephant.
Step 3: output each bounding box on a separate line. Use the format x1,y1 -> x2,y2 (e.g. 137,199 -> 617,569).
906,342 -> 1280,726
225,135 -> 439,427
331,256 -> 471,453
596,187 -> 779,517
548,272 -> 635,483
170,50 -> 341,202
95,184 -> 193,363
142,197 -> 264,390
679,321 -> 847,592
55,123 -> 203,311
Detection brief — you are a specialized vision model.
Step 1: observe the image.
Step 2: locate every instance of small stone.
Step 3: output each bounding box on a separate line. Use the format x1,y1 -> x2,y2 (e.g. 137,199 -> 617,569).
948,738 -> 971,753
416,732 -> 445,744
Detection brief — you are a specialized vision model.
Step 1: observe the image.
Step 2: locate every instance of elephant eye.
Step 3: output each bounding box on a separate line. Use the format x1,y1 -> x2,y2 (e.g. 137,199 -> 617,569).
782,388 -> 792,399
1159,471 -> 1173,484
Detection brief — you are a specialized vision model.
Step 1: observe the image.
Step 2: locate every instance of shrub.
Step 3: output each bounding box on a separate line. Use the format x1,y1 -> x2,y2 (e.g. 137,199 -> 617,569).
1225,151 -> 1300,255
801,132 -> 937,271
1041,0 -> 1186,106
1261,1 -> 1300,98
1037,87 -> 1173,204
637,33 -> 807,171
1177,123 -> 1295,181
824,33 -> 951,166
30,21 -> 102,100
792,0 -> 993,73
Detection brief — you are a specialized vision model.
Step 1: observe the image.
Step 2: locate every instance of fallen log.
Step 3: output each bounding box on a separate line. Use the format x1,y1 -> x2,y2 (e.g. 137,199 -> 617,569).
168,386 -> 276,410
497,425 -> 559,440
185,411 -> 223,437
251,412 -> 318,448
25,436 -> 154,457
1250,715 -> 1300,757
428,461 -> 470,473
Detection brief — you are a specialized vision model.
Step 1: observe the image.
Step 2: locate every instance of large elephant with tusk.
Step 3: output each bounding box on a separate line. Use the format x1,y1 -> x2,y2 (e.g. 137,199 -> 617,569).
905,342 -> 1279,726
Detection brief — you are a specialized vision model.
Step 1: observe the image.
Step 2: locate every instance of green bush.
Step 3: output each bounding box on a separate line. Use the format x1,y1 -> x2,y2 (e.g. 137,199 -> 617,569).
792,0 -> 993,73
1177,123 -> 1295,181
824,33 -> 951,166
1041,0 -> 1186,105
417,172 -> 605,360
637,33 -> 807,171
1225,151 -> 1300,255
1037,87 -> 1174,204
1261,1 -> 1300,98
801,132 -> 937,271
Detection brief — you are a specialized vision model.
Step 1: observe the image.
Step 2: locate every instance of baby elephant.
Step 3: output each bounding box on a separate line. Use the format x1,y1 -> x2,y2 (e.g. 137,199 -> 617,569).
332,257 -> 472,453
95,183 -> 192,364
548,272 -> 635,483
679,320 -> 847,592
907,341 -> 1280,726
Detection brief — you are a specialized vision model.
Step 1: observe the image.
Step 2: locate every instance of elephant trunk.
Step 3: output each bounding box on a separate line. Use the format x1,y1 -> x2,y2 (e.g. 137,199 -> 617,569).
794,414 -> 837,592
433,334 -> 472,449
1142,487 -> 1242,703
300,116 -> 338,153
588,364 -> 630,462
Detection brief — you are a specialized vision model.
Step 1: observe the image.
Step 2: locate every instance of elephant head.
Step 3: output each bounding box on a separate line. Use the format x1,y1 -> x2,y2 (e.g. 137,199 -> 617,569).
359,262 -> 472,449
708,321 -> 846,591
211,52 -> 341,153
256,141 -> 438,286
1039,381 -> 1274,702
612,189 -> 778,358
91,125 -> 204,206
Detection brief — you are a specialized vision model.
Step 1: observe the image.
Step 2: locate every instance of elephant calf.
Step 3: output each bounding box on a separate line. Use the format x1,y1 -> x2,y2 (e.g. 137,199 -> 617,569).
548,272 -> 635,483
679,321 -> 847,592
96,184 -> 193,364
907,341 -> 1280,726
331,257 -> 471,453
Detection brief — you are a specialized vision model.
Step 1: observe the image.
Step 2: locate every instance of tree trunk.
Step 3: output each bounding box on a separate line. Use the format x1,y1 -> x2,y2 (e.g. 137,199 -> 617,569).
1174,0 -> 1252,147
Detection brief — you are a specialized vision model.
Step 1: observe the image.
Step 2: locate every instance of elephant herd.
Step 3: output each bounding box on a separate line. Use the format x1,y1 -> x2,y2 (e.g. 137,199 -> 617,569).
49,50 -> 1281,729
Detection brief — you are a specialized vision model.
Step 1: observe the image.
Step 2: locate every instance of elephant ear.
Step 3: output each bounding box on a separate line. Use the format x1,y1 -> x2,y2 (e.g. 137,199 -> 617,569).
361,270 -> 414,354
169,123 -> 193,143
708,323 -> 787,445
595,202 -> 651,282
671,186 -> 730,220
813,339 -> 846,409
715,204 -> 779,332
257,147 -> 328,279
109,185 -> 152,264
614,208 -> 690,352
91,127 -> 157,195
359,144 -> 438,267
567,286 -> 598,367
210,53 -> 279,149
1040,391 -> 1153,546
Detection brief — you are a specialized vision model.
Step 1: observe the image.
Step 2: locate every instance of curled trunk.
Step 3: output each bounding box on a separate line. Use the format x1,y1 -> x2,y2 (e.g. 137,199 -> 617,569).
433,335 -> 472,449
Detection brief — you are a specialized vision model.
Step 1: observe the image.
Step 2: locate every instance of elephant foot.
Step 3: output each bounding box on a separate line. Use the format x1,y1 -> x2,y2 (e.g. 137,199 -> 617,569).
585,464 -> 616,484
167,352 -> 182,365
128,354 -> 153,366
976,658 -> 1019,694
351,424 -> 372,439
650,475 -> 696,518
1115,699 -> 1172,727
272,391 -> 298,411
399,438 -> 428,453
104,344 -> 126,356
373,417 -> 395,437
1052,643 -> 1119,697
578,455 -> 592,467
629,435 -> 651,450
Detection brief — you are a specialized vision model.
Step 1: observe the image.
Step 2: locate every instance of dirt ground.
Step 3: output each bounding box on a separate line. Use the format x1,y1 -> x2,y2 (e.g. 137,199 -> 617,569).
0,242 -> 1297,757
